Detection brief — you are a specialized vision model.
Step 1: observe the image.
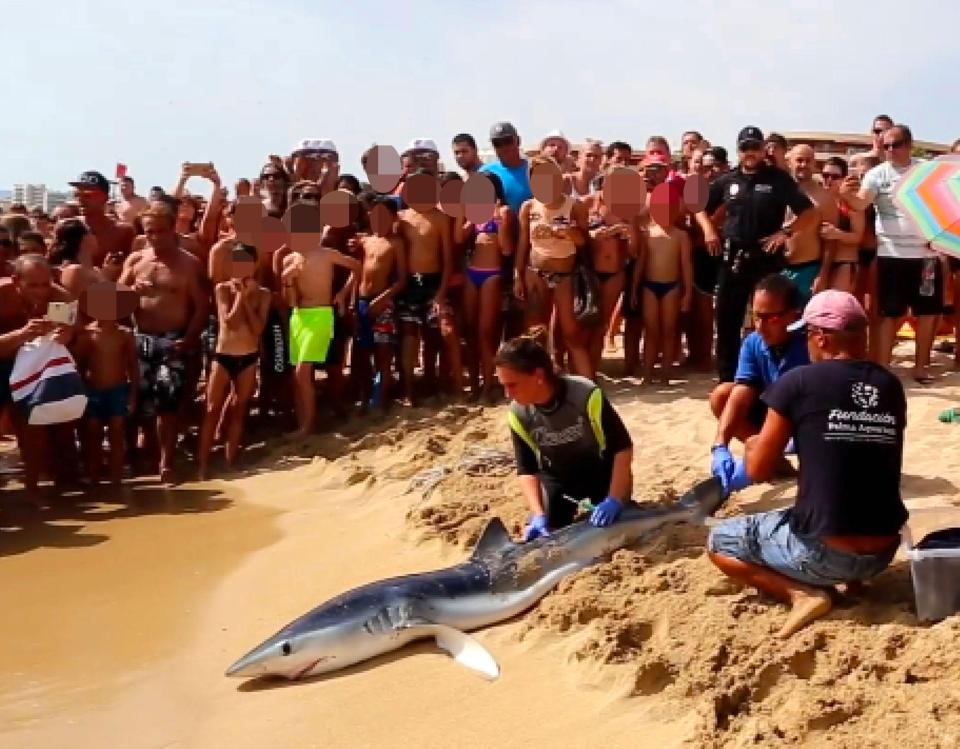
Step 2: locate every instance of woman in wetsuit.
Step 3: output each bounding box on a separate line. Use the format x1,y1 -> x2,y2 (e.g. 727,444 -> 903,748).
515,157 -> 592,377
584,173 -> 640,373
454,172 -> 515,403
495,329 -> 634,541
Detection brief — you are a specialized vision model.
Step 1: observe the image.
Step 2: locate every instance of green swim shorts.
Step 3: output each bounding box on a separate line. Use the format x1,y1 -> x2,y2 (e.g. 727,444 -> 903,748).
289,306 -> 335,365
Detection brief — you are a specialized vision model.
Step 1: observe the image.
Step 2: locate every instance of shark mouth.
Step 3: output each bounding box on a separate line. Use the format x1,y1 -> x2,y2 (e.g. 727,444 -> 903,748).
292,656 -> 331,680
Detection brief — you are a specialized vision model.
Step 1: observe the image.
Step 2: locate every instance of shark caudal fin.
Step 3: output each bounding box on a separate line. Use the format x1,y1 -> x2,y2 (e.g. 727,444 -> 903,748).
431,624 -> 500,680
471,517 -> 516,559
678,477 -> 726,521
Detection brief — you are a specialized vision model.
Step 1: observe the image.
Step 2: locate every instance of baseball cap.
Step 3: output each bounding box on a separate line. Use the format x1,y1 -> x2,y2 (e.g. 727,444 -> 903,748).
407,138 -> 439,154
540,129 -> 569,148
69,171 -> 110,193
737,126 -> 764,146
641,152 -> 671,168
787,290 -> 868,333
489,122 -> 519,141
292,138 -> 338,156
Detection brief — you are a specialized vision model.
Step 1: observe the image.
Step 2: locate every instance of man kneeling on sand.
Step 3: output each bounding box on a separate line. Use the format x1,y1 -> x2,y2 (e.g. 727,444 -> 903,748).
707,290 -> 907,637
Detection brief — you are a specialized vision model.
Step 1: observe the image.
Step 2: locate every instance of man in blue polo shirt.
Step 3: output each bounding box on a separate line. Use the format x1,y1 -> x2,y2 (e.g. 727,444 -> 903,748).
709,274 -> 809,493
479,121 -> 532,215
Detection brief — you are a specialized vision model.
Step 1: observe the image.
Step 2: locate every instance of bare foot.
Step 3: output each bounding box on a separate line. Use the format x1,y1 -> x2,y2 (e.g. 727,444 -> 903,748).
777,588 -> 833,638
912,367 -> 934,385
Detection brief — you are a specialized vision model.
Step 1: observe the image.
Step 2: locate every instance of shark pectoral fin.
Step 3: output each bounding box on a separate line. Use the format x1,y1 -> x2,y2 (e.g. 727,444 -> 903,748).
429,624 -> 500,680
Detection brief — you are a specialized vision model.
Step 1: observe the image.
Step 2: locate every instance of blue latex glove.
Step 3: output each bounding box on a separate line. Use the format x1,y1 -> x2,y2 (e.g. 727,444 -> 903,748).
523,513 -> 551,542
589,496 -> 623,527
711,445 -> 735,482
722,458 -> 753,496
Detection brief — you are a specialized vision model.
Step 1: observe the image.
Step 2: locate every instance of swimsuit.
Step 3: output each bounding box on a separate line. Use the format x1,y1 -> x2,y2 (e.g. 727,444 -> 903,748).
397,272 -> 450,327
213,351 -> 259,381
289,306 -> 335,365
135,330 -> 187,416
534,268 -> 574,289
643,279 -> 680,299
781,259 -> 821,301
354,297 -> 397,348
85,382 -> 130,421
466,267 -> 501,288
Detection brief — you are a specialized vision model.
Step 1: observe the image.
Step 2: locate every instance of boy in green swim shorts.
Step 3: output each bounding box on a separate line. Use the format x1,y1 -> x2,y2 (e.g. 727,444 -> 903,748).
281,202 -> 361,436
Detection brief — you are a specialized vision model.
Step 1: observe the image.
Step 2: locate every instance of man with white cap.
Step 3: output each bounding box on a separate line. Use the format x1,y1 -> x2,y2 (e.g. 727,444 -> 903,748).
403,138 -> 441,177
290,139 -> 339,194
539,130 -> 570,167
707,289 -> 907,638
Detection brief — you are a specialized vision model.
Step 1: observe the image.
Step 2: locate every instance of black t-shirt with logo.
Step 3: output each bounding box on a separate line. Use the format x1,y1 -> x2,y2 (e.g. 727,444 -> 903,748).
705,165 -> 813,246
762,359 -> 908,537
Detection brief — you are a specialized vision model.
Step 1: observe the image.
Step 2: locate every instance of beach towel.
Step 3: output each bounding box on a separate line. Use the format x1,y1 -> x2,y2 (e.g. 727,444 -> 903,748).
9,337 -> 87,425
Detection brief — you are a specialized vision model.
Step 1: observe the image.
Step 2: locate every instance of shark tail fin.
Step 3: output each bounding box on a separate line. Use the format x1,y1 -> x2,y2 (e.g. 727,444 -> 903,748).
430,624 -> 500,680
679,477 -> 726,522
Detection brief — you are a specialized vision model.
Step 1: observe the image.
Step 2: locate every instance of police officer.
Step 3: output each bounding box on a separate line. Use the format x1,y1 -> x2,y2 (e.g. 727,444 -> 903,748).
704,126 -> 817,382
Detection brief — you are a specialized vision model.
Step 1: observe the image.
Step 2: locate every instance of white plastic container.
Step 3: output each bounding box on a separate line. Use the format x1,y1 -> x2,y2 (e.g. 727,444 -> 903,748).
902,525 -> 960,622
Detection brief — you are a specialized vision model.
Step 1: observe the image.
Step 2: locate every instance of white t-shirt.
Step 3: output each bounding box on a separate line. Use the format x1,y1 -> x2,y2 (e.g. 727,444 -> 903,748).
862,159 -> 933,259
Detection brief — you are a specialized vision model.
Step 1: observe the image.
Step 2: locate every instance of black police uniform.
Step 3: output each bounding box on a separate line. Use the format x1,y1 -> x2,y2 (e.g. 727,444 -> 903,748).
705,164 -> 813,382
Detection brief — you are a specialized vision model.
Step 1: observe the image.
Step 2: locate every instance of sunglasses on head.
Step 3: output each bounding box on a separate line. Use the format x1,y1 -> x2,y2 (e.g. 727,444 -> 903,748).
492,136 -> 515,148
753,310 -> 787,322
883,140 -> 906,150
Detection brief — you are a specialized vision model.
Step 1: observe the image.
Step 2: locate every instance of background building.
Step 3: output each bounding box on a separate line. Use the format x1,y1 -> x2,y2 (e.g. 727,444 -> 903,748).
11,183 -> 48,211
783,131 -> 951,167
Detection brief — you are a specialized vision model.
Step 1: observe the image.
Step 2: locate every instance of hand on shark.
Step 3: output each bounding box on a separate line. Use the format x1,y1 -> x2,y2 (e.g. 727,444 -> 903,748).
589,496 -> 623,527
711,446 -> 752,497
523,513 -> 550,541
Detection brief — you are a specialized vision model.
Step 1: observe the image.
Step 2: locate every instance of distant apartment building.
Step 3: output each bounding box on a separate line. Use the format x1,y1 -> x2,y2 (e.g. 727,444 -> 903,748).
782,132 -> 951,166
12,183 -> 47,211
45,190 -> 72,212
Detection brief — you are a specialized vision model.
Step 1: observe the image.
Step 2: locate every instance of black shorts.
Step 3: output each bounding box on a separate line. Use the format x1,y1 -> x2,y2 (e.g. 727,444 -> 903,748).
876,256 -> 943,318
858,247 -> 876,267
693,246 -> 718,295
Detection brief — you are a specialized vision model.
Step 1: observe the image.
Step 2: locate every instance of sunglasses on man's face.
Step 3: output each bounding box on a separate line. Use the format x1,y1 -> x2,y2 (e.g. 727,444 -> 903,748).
753,310 -> 788,322
872,128 -> 887,135
883,140 -> 906,150
739,140 -> 764,153
822,172 -> 844,181
492,137 -> 515,148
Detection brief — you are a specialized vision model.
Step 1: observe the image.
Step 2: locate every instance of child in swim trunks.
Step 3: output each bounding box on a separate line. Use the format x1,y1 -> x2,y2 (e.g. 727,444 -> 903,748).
640,216 -> 692,384
281,213 -> 361,436
72,282 -> 140,485
351,196 -> 408,413
198,246 -> 271,480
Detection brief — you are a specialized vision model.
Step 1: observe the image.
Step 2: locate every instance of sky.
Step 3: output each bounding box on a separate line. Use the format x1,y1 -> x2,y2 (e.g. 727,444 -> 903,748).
4,0 -> 959,194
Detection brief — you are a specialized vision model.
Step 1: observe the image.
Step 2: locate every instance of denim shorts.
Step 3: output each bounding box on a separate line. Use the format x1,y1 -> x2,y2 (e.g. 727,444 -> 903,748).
708,508 -> 897,588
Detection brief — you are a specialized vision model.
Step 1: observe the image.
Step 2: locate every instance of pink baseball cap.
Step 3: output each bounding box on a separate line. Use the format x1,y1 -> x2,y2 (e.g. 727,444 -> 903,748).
788,290 -> 868,332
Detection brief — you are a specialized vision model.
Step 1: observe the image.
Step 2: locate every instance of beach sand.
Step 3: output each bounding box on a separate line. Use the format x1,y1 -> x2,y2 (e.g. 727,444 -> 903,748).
3,343 -> 960,748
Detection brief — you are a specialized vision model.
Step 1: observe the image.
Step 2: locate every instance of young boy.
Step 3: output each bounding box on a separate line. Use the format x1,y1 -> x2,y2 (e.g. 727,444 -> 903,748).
73,282 -> 140,485
198,246 -> 270,480
352,196 -> 407,414
281,203 -> 360,436
640,216 -> 693,384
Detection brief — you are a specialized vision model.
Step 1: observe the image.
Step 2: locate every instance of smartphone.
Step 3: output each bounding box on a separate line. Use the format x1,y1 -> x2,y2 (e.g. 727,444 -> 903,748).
46,301 -> 77,325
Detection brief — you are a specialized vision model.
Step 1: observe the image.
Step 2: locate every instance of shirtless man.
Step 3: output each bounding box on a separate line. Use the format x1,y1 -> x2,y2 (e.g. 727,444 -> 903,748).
397,172 -> 462,404
119,197 -> 209,484
680,130 -> 704,172
116,177 -> 149,224
289,139 -> 340,196
0,256 -> 76,495
604,141 -> 633,170
782,144 -> 837,301
198,246 -> 270,480
70,171 -> 136,279
568,140 -> 603,198
819,157 -> 864,293
764,134 -> 789,171
280,202 -> 360,436
352,196 -> 408,413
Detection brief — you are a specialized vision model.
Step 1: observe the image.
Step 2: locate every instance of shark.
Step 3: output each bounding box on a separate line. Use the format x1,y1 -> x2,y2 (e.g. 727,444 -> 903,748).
226,477 -> 723,681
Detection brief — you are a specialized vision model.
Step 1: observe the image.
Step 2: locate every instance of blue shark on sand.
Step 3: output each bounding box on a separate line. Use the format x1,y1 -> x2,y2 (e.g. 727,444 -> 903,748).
226,478 -> 724,681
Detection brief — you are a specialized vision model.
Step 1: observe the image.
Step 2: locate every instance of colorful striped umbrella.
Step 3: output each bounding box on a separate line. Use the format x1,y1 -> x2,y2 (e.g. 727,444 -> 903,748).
893,154 -> 960,258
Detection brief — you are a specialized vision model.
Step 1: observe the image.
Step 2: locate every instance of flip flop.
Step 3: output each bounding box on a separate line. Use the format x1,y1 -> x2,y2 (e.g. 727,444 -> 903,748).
939,408 -> 960,423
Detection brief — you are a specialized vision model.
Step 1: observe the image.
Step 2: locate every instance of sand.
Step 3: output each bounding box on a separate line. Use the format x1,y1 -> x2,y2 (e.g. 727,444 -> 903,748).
3,343 -> 960,748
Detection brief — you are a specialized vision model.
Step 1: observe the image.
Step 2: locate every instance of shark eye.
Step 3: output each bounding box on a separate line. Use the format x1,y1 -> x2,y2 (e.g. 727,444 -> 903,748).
280,641 -> 292,656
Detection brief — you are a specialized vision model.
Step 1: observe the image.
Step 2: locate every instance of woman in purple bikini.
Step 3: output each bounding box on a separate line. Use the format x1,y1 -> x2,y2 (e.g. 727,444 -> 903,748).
455,173 -> 515,402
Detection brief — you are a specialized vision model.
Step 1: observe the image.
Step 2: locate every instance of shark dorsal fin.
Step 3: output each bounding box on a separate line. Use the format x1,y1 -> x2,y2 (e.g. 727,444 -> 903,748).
471,518 -> 515,558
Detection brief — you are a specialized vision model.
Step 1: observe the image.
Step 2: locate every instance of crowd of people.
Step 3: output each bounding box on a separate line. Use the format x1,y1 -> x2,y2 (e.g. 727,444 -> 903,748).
1,118 -> 958,499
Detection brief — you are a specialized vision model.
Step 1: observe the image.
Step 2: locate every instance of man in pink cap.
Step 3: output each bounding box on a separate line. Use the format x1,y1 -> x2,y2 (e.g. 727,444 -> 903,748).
707,289 -> 908,638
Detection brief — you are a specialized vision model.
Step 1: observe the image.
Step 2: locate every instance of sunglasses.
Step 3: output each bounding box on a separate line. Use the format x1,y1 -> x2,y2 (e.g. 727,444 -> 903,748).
822,172 -> 844,181
872,128 -> 887,135
753,310 -> 788,322
491,137 -> 515,148
293,192 -> 321,202
883,140 -> 906,150
738,140 -> 764,152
